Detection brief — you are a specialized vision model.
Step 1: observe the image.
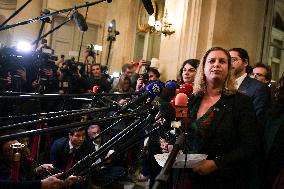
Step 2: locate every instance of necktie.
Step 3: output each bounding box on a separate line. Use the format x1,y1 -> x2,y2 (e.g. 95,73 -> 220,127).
65,151 -> 75,171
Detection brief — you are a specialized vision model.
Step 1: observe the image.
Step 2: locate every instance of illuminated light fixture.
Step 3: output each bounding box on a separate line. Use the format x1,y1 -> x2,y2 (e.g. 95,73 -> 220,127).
16,41 -> 32,52
94,44 -> 102,52
111,72 -> 120,78
144,9 -> 175,37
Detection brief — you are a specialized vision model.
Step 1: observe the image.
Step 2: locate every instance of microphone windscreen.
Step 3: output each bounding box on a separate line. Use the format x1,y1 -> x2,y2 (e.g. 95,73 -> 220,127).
159,87 -> 176,103
142,0 -> 154,15
93,85 -> 100,93
159,102 -> 176,122
146,81 -> 164,98
179,83 -> 193,97
165,80 -> 179,90
73,11 -> 88,32
174,93 -> 188,107
107,0 -> 112,3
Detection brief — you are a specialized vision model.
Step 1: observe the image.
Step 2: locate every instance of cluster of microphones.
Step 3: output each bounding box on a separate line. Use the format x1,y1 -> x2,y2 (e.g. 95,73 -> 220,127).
0,80 -> 193,179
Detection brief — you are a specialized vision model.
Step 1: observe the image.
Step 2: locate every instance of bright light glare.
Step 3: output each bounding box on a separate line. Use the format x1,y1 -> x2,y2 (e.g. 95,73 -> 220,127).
148,15 -> 156,26
94,44 -> 102,51
112,72 -> 120,78
16,41 -> 32,52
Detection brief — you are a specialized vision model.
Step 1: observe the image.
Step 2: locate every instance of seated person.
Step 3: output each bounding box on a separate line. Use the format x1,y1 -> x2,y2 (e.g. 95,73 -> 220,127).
86,125 -> 125,187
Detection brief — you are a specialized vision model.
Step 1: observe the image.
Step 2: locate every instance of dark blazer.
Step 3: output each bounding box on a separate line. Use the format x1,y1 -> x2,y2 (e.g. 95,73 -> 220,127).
238,75 -> 270,123
0,180 -> 41,189
50,137 -> 91,171
187,92 -> 261,189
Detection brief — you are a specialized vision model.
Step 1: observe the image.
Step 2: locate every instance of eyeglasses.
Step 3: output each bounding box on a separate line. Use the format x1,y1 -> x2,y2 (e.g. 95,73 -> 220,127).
250,73 -> 265,79
231,57 -> 241,63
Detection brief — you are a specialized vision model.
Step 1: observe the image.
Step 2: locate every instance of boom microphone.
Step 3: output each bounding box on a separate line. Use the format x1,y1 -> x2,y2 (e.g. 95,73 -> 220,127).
142,0 -> 154,15
73,10 -> 88,32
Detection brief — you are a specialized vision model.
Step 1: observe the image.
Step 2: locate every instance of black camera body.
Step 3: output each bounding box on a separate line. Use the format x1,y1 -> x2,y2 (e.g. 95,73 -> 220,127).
140,72 -> 149,84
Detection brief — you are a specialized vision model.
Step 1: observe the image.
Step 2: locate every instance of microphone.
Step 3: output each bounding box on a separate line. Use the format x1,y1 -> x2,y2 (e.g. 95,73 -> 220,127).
179,83 -> 193,98
174,93 -> 188,118
165,80 -> 179,90
73,10 -> 88,32
142,0 -> 154,15
92,85 -> 100,93
120,81 -> 164,112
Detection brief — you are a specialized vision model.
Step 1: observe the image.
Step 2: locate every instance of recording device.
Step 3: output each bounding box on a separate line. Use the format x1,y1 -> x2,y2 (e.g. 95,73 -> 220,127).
139,61 -> 151,84
73,10 -> 88,32
60,59 -> 79,75
86,44 -> 95,57
0,47 -> 24,78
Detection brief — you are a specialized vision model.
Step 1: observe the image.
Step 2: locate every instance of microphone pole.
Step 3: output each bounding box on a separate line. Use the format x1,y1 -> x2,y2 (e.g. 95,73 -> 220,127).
0,0 -> 111,31
153,133 -> 186,189
58,116 -> 146,179
0,106 -> 114,132
90,103 -> 152,143
0,111 -> 145,142
80,126 -> 160,176
0,0 -> 32,29
0,108 -> 94,121
77,2 -> 89,63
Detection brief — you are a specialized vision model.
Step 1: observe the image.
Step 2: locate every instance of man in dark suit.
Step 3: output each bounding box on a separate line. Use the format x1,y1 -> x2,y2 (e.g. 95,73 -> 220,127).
86,125 -> 125,187
229,48 -> 270,124
50,127 -> 92,189
229,48 -> 269,189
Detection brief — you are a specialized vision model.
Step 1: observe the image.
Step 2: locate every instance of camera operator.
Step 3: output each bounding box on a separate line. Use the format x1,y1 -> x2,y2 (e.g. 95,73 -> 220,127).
32,55 -> 59,94
88,64 -> 111,93
58,59 -> 90,94
0,47 -> 30,93
84,44 -> 96,65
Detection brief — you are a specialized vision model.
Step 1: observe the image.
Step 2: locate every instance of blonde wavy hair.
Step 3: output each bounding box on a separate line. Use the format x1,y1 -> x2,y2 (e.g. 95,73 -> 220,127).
193,47 -> 237,96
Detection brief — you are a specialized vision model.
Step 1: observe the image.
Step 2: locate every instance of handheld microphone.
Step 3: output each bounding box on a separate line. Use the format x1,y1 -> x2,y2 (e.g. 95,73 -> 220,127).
73,10 -> 88,32
165,80 -> 179,90
179,83 -> 193,98
174,93 -> 188,118
92,85 -> 100,93
120,81 -> 164,112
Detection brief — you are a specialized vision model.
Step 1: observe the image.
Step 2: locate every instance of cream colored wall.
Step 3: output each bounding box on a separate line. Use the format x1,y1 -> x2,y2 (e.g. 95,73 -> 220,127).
0,0 -> 272,80
159,0 -> 189,81
12,0 -> 43,45
211,0 -> 266,65
103,0 -> 139,73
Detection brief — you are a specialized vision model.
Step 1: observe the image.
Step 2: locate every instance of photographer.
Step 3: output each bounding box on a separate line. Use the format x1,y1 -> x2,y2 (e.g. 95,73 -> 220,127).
88,64 -> 111,93
84,45 -> 96,65
58,59 -> 89,94
32,64 -> 59,94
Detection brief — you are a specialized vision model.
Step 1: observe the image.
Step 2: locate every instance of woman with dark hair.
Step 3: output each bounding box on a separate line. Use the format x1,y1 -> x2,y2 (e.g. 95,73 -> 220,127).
263,75 -> 284,189
163,47 -> 261,188
111,75 -> 134,105
178,59 -> 200,85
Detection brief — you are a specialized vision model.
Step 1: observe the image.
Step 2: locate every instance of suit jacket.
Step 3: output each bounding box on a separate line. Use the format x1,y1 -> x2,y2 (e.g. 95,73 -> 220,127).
186,92 -> 261,189
0,180 -> 41,189
238,76 -> 270,124
50,137 -> 92,171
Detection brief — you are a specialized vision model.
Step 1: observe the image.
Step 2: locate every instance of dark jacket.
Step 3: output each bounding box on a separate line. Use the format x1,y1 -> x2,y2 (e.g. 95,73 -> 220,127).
0,180 -> 41,189
50,137 -> 92,172
186,92 -> 261,189
238,75 -> 270,124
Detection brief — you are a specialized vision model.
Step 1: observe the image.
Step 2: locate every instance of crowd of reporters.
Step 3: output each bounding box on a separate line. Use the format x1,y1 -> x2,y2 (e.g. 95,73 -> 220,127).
0,45 -> 283,189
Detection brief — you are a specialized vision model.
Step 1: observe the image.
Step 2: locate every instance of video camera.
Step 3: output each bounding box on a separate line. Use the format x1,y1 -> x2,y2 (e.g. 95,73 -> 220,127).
139,61 -> 150,84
